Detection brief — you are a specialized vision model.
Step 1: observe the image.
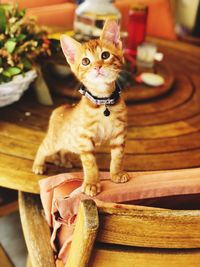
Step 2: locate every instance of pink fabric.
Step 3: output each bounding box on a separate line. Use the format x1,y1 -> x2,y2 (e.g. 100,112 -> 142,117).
39,169 -> 200,264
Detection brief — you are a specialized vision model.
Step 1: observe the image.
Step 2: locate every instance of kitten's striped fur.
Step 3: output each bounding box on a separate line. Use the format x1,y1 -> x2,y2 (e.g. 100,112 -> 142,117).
32,20 -> 129,196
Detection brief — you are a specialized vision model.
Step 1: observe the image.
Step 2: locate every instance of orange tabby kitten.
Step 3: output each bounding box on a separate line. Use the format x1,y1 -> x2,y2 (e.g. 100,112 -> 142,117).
32,20 -> 129,196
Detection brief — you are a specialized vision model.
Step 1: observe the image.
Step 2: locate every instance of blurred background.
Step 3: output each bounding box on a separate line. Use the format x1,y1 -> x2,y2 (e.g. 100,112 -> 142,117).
0,0 -> 200,40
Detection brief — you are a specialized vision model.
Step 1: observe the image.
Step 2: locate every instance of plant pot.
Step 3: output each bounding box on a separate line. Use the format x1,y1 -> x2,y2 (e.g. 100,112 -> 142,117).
0,69 -> 37,107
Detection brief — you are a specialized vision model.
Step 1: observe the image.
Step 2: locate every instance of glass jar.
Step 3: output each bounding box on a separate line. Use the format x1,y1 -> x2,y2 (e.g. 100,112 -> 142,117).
126,4 -> 148,53
74,0 -> 121,40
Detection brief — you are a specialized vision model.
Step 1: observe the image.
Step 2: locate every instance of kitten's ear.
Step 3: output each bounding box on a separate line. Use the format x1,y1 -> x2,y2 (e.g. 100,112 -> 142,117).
60,35 -> 81,64
100,20 -> 121,48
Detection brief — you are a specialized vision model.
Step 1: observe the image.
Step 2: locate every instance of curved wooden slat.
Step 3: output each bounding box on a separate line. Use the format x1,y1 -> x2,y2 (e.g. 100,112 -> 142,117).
2,120 -> 200,158
0,153 -> 70,194
127,74 -> 193,114
95,149 -> 200,171
2,149 -> 200,192
97,204 -> 200,248
89,246 -> 200,267
128,75 -> 200,125
67,199 -> 99,267
69,200 -> 200,267
0,154 -> 41,193
18,192 -> 55,267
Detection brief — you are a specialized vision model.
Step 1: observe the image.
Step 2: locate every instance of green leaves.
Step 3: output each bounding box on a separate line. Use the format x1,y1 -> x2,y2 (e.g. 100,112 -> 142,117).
0,8 -> 6,33
0,3 -> 55,84
5,40 -> 17,53
0,66 -> 22,83
2,67 -> 21,78
6,66 -> 21,76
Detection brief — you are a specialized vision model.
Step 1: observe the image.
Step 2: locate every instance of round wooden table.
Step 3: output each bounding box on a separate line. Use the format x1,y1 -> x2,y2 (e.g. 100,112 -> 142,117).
1,37 -> 200,267
0,37 -> 200,194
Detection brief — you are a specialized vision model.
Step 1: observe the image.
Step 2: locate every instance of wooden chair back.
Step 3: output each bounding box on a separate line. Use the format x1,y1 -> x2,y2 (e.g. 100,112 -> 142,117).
67,199 -> 200,267
19,193 -> 200,267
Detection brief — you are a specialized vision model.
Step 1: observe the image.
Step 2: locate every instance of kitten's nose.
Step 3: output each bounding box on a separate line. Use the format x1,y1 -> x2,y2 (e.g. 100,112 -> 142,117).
94,65 -> 102,72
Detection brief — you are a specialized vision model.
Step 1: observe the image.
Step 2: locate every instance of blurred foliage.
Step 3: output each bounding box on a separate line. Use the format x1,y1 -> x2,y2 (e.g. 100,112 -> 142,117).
0,4 -> 60,84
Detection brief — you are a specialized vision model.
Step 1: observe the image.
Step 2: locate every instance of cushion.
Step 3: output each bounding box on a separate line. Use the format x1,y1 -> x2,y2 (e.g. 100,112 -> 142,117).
39,168 -> 200,264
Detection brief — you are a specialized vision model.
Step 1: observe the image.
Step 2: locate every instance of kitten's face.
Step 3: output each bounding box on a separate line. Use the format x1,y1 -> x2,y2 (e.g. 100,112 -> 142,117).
61,20 -> 123,94
76,39 -> 123,85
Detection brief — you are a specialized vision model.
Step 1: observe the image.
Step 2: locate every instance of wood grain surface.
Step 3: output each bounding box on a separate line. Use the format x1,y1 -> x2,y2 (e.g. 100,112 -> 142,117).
69,199 -> 200,267
0,38 -> 200,193
67,199 -> 99,267
18,192 -> 55,267
97,204 -> 200,248
89,246 -> 200,267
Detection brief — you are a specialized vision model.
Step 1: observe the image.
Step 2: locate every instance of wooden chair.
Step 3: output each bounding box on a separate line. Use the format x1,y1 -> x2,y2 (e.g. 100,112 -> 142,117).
19,193 -> 200,267
68,199 -> 200,267
18,192 -> 55,267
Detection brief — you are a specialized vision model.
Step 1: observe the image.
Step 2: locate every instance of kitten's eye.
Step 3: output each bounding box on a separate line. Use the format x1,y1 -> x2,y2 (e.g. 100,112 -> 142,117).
82,57 -> 90,66
101,51 -> 110,60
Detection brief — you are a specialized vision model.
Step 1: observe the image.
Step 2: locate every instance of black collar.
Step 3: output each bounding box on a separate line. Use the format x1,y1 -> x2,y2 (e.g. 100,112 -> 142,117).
78,83 -> 121,106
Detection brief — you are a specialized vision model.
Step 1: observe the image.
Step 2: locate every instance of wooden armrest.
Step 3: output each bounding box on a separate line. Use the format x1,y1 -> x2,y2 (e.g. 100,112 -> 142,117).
18,192 -> 55,267
67,199 -> 99,267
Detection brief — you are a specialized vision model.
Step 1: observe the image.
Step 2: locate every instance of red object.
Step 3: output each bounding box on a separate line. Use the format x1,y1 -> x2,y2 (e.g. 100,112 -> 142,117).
127,5 -> 148,51
135,74 -> 143,83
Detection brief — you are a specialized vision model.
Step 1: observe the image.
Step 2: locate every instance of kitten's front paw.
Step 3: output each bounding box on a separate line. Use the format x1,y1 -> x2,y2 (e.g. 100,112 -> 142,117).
111,171 -> 130,183
81,182 -> 101,197
32,164 -> 46,175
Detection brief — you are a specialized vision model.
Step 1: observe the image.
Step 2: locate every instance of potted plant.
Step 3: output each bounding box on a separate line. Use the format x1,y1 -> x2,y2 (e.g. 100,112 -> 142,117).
0,4 -> 55,107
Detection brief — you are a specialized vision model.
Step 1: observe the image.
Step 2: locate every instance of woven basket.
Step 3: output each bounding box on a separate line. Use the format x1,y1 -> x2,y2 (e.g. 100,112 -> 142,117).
0,69 -> 37,107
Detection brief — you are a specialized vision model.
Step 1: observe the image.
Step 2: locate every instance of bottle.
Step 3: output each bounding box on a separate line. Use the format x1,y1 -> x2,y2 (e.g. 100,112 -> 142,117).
74,0 -> 121,40
126,4 -> 148,55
